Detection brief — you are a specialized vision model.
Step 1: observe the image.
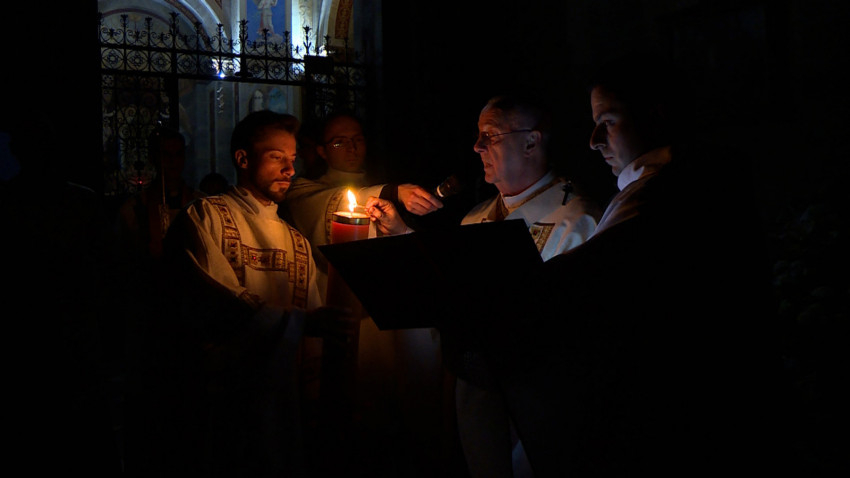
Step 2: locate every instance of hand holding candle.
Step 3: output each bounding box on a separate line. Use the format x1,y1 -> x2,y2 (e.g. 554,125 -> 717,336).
365,196 -> 410,236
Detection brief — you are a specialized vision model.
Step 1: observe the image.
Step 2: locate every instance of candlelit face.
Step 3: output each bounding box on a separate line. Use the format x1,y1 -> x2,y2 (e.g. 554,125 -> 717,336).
589,86 -> 650,177
473,105 -> 536,196
235,126 -> 297,204
318,115 -> 367,173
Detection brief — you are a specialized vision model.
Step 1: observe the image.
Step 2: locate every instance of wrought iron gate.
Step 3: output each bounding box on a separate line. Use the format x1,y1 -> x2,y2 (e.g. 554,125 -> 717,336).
99,11 -> 369,197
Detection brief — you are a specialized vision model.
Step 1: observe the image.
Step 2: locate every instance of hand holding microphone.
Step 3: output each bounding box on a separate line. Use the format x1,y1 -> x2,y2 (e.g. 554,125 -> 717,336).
397,183 -> 444,216
433,174 -> 463,199
394,174 -> 466,216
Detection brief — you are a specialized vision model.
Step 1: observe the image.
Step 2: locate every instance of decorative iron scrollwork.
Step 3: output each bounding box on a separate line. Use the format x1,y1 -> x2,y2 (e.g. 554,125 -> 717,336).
99,11 -> 368,197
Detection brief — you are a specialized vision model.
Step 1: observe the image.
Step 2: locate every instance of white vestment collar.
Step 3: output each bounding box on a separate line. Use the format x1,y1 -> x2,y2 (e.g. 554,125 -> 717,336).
617,146 -> 673,191
502,171 -> 556,212
229,185 -> 281,219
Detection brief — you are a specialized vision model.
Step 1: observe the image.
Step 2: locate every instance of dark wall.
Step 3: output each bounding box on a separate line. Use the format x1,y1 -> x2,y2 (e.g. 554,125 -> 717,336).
1,1 -> 102,192
0,1 -> 845,473
2,0 -> 846,209
378,0 -> 850,218
378,1 -> 850,473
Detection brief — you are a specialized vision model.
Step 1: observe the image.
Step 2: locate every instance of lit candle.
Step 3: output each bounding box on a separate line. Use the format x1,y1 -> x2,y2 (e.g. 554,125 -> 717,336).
330,190 -> 370,244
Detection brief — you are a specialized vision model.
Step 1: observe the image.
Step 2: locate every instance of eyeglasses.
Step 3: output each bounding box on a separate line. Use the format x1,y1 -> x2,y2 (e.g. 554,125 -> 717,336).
327,136 -> 366,150
475,129 -> 533,147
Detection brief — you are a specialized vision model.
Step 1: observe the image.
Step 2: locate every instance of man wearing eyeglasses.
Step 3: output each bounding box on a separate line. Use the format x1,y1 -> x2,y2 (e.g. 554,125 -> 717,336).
476,52 -> 782,476
280,111 -> 447,474
459,95 -> 601,478
367,94 -> 601,478
282,111 -> 444,301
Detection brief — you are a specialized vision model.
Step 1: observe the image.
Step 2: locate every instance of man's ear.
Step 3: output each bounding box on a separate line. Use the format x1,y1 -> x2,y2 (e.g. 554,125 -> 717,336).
526,130 -> 542,153
234,149 -> 249,169
316,144 -> 328,161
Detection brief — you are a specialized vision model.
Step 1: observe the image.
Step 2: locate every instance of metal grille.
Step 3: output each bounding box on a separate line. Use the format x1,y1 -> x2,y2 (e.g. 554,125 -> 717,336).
99,11 -> 368,196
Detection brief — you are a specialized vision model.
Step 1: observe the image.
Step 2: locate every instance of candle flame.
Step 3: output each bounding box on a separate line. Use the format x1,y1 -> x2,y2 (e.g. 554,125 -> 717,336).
346,189 -> 357,213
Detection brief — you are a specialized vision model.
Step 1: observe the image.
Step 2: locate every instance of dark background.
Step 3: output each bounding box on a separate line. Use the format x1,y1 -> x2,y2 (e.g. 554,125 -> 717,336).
3,0 -> 848,221
377,0 -> 849,223
377,12 -> 850,473
2,0 -> 848,474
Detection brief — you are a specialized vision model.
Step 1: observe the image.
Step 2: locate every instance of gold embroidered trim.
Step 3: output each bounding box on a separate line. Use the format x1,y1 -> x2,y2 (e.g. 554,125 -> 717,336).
325,189 -> 346,246
206,196 -> 310,309
530,223 -> 555,253
242,247 -> 287,271
207,196 -> 245,286
288,224 -> 310,309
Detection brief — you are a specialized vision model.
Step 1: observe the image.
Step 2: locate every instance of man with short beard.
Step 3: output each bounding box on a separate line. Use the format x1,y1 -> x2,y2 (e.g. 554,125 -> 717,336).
158,110 -> 355,477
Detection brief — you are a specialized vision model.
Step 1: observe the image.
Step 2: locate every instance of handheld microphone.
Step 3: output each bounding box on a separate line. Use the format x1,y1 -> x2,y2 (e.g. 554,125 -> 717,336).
433,174 -> 463,199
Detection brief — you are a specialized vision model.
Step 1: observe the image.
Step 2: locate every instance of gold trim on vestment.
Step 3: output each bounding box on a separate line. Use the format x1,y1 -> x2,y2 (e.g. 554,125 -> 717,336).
325,189 -> 346,246
530,223 -> 555,253
208,196 -> 245,286
205,196 -> 310,309
486,176 -> 563,222
288,224 -> 309,309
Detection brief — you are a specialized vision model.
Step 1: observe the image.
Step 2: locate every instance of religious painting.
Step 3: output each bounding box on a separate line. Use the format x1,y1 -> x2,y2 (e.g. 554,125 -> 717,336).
247,0 -> 287,44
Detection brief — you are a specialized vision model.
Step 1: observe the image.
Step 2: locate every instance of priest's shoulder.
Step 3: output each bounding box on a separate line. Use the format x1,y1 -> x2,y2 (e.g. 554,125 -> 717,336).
463,194 -> 498,221
289,176 -> 328,191
283,176 -> 337,201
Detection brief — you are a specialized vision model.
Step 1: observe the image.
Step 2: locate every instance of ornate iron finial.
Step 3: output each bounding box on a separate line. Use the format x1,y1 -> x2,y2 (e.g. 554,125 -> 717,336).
239,19 -> 249,44
284,30 -> 292,57
303,26 -> 313,55
169,11 -> 179,34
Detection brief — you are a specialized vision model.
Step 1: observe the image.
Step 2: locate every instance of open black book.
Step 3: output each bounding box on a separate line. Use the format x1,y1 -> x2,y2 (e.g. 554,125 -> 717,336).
318,219 -> 543,330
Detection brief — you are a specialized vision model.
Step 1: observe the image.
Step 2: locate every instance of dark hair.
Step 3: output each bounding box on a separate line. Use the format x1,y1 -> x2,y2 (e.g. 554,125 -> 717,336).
486,94 -> 552,132
230,110 -> 300,167
485,93 -> 553,152
585,49 -> 685,147
319,110 -> 364,143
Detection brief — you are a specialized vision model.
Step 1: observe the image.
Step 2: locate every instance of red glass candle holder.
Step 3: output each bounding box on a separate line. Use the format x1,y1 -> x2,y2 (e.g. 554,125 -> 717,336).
330,211 -> 370,244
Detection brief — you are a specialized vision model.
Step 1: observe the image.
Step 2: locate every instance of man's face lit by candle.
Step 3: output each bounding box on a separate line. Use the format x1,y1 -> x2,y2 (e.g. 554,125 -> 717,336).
319,115 -> 367,173
589,86 -> 650,177
235,126 -> 296,204
473,105 -> 534,196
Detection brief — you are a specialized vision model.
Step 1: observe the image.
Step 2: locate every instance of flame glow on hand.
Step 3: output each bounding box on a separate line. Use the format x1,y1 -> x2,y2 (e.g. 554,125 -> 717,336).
347,189 -> 357,213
